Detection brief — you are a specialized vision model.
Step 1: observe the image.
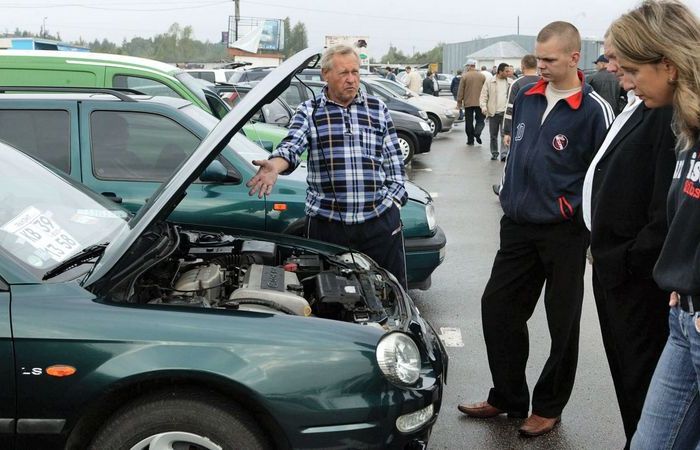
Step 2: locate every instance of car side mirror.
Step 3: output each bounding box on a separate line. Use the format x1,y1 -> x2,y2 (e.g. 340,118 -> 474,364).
200,160 -> 228,182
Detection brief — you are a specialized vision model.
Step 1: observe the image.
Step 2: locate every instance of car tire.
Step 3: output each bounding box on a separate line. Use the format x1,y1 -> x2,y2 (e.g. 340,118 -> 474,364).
88,388 -> 270,450
426,113 -> 441,137
396,132 -> 415,164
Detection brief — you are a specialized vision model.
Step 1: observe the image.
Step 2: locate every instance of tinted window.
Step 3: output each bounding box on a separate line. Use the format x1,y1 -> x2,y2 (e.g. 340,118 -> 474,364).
90,111 -> 200,181
189,71 -> 216,83
247,71 -> 270,81
113,75 -> 180,98
0,109 -> 70,173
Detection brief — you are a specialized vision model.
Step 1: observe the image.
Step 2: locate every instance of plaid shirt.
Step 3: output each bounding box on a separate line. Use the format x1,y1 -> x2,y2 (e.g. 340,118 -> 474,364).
271,87 -> 407,224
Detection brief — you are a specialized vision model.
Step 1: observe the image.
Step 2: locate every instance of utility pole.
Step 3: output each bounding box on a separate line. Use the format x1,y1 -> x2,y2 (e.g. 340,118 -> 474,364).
517,16 -> 520,35
234,0 -> 240,41
42,17 -> 47,38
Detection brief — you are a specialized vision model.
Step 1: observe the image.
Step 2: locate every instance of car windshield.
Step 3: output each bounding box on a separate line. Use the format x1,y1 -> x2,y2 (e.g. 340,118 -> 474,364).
375,79 -> 411,97
0,143 -> 129,278
367,81 -> 400,99
174,71 -> 209,105
179,104 -> 272,164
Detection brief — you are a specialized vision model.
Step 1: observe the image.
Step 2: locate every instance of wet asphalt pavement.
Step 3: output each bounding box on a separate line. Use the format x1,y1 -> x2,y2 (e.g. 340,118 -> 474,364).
406,126 -> 623,449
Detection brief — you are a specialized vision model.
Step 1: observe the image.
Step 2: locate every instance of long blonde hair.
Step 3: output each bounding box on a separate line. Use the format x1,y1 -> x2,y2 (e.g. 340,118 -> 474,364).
607,0 -> 700,150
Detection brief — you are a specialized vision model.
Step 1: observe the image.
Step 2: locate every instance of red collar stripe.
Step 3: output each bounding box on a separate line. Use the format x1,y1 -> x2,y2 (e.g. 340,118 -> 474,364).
524,70 -> 585,110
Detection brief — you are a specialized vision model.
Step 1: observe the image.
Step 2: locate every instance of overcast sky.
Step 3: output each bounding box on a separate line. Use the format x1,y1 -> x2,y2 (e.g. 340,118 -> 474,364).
3,0 -> 700,56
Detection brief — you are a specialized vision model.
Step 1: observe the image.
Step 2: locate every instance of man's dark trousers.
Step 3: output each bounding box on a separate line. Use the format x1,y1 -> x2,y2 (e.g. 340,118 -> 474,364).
489,112 -> 505,158
592,270 -> 669,449
482,215 -> 589,418
307,204 -> 406,288
464,106 -> 485,144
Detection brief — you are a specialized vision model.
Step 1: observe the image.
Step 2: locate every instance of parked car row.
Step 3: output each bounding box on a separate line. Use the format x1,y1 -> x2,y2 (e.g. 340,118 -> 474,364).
0,48 -> 447,449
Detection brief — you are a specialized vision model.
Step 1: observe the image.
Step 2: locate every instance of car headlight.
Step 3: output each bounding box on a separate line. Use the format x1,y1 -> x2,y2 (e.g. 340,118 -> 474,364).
418,110 -> 428,120
419,121 -> 431,133
426,203 -> 437,232
376,332 -> 421,386
444,109 -> 455,117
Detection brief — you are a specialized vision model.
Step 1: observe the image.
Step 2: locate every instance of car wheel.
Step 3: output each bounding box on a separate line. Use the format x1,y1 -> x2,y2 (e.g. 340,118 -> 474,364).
426,113 -> 441,137
396,132 -> 415,164
88,389 -> 270,450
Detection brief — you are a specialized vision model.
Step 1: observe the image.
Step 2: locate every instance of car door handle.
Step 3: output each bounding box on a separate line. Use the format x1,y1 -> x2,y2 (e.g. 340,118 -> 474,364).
101,192 -> 123,204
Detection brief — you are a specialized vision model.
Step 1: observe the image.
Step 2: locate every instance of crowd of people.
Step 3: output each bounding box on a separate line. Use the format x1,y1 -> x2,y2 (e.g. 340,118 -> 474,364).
455,1 -> 700,448
248,1 -> 700,448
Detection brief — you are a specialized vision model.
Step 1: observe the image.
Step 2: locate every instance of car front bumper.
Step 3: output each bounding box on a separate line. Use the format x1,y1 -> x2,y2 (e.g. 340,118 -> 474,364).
405,226 -> 446,289
413,129 -> 433,155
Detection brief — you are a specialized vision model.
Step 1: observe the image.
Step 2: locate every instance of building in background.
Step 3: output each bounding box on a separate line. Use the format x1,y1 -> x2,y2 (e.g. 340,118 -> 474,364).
443,34 -> 602,75
465,41 -> 528,72
0,37 -> 89,52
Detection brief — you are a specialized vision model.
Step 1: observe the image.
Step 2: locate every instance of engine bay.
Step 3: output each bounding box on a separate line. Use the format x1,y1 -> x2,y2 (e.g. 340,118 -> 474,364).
126,229 -> 403,327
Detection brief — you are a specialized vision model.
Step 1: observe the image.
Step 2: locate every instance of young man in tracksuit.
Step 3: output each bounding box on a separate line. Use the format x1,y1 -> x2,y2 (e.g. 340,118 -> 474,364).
458,21 -> 613,437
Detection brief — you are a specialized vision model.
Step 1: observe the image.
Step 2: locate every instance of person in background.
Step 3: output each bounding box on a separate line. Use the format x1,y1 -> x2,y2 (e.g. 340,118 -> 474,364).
480,63 -> 514,161
493,54 -> 540,195
451,69 -> 464,120
457,59 -> 487,146
458,21 -> 611,438
481,65 -> 494,82
423,71 -> 437,96
385,66 -> 396,82
584,33 -> 675,450
247,44 -> 408,288
588,54 -> 625,116
432,72 -> 440,96
603,2 -> 700,448
404,66 -> 422,94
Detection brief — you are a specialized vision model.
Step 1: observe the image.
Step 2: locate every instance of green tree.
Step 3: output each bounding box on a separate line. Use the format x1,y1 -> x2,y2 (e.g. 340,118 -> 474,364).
283,19 -> 308,57
379,43 -> 443,66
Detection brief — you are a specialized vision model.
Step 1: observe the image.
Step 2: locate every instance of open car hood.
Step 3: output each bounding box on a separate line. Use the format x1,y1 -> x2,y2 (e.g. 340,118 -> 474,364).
84,48 -> 321,287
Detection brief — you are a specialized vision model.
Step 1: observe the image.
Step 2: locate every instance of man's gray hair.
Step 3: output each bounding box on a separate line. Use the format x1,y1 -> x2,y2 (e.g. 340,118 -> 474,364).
320,44 -> 360,70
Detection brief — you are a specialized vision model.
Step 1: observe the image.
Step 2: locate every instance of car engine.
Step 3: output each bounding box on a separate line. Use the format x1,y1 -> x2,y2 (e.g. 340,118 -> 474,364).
128,229 -> 401,326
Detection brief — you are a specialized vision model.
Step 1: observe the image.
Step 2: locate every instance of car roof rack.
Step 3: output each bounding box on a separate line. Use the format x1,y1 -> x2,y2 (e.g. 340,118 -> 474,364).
0,86 -> 142,102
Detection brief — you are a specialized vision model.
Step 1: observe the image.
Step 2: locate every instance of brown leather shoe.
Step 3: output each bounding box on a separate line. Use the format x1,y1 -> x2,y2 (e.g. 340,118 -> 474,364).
518,414 -> 561,437
457,401 -> 527,419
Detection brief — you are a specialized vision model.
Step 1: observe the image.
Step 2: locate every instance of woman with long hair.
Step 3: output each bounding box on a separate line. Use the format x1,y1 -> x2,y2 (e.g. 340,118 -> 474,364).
606,1 -> 700,448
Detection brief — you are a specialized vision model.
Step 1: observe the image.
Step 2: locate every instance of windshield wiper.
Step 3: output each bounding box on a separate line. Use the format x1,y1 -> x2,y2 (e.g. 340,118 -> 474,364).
42,243 -> 108,281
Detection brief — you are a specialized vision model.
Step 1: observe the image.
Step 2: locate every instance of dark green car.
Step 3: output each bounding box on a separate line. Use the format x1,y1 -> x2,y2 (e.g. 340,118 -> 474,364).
0,90 -> 445,290
0,49 -> 447,449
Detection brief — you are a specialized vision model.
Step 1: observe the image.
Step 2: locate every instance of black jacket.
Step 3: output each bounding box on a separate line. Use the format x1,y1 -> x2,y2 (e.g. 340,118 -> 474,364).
588,69 -> 624,116
590,105 -> 676,289
422,77 -> 435,96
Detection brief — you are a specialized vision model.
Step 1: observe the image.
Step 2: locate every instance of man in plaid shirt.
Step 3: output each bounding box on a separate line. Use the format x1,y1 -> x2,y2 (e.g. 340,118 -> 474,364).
247,44 -> 408,287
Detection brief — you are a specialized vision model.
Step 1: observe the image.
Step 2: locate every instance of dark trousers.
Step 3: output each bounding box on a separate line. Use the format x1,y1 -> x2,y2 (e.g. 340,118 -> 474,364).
453,95 -> 464,120
306,204 -> 407,289
592,270 -> 669,449
464,106 -> 485,144
482,215 -> 589,418
489,112 -> 506,157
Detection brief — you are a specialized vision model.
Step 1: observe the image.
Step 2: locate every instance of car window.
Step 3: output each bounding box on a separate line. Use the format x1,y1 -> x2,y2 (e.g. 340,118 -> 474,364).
90,110 -> 200,181
190,71 -> 216,83
113,75 -> 181,99
282,85 -> 303,109
0,109 -> 71,174
262,100 -> 290,125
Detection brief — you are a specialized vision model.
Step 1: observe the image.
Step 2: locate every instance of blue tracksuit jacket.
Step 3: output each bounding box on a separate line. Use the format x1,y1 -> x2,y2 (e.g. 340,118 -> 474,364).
500,72 -> 613,224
